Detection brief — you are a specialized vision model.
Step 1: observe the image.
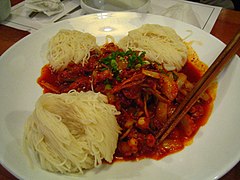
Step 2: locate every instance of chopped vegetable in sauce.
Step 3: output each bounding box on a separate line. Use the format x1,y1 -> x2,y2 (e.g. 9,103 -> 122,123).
38,42 -> 216,161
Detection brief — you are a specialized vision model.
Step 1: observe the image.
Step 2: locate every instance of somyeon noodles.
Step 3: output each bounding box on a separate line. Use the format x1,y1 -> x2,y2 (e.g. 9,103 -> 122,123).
47,30 -> 99,71
118,24 -> 188,71
24,91 -> 121,174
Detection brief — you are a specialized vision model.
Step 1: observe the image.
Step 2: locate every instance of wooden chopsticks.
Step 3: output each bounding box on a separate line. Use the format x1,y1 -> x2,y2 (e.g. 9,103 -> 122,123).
156,31 -> 240,142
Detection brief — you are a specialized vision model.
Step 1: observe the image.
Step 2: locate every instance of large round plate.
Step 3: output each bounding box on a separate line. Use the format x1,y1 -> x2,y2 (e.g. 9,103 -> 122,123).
0,12 -> 239,180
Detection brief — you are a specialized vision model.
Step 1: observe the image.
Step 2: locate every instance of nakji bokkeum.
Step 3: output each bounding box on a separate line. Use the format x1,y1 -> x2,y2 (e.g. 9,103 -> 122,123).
23,24 -> 217,174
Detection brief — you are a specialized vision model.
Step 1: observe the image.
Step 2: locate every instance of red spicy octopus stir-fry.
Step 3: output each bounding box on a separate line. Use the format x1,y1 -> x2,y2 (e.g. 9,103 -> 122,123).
38,42 -> 215,161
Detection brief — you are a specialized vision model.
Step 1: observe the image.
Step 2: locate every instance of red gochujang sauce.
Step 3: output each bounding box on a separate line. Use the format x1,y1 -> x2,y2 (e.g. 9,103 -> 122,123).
37,44 -> 217,163
113,61 -> 216,162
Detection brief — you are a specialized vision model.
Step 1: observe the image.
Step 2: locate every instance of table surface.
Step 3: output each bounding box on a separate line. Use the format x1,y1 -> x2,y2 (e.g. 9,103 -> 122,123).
0,0 -> 240,179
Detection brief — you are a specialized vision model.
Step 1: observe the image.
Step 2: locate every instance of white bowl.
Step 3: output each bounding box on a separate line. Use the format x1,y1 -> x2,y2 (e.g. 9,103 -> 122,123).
81,0 -> 151,14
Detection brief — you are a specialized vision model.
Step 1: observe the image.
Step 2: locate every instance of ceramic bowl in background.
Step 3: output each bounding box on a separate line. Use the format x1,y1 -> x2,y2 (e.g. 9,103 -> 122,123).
81,0 -> 151,14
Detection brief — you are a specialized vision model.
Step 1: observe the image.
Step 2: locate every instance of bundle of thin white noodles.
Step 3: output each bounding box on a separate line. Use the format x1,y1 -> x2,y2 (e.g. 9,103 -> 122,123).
118,24 -> 188,71
47,29 -> 99,71
24,91 -> 121,174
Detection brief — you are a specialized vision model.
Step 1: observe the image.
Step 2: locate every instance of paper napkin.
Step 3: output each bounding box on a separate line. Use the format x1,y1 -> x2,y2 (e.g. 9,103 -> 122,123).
25,0 -> 64,16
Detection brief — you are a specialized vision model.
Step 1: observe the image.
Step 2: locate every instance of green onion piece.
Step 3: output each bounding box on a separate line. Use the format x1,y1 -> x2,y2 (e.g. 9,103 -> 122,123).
111,59 -> 118,72
105,84 -> 112,90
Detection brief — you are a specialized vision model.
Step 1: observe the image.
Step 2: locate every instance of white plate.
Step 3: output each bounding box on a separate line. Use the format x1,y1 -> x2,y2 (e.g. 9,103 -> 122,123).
0,12 -> 239,180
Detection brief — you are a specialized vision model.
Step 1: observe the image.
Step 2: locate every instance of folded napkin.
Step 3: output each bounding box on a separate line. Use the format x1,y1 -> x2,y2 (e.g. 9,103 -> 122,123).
160,3 -> 201,28
25,0 -> 64,16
